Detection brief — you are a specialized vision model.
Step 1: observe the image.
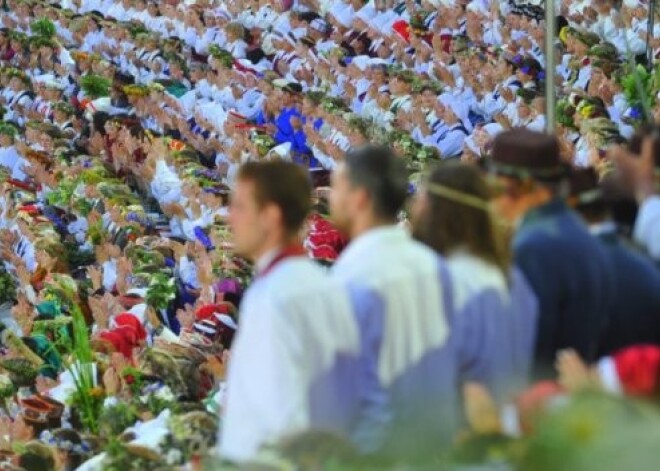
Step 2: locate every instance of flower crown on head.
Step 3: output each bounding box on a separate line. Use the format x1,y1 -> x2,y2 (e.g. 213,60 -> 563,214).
40,430 -> 91,455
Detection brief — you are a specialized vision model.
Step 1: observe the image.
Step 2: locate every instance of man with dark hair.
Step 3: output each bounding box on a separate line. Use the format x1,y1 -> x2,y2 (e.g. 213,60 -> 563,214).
488,129 -> 615,377
329,146 -> 456,460
221,161 -> 362,463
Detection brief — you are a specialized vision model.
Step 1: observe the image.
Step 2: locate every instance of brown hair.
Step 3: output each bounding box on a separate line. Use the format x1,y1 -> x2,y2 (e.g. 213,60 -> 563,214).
414,162 -> 510,275
237,161 -> 312,236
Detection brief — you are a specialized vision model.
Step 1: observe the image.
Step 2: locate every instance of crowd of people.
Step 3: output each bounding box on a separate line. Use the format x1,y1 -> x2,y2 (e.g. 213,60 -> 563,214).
0,0 -> 659,469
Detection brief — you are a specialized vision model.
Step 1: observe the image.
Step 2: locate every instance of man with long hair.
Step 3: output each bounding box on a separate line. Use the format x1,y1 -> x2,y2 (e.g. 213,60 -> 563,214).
411,162 -> 539,403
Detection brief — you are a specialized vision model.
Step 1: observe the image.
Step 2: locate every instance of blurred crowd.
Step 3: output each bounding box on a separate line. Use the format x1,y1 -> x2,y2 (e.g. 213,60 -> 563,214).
0,0 -> 659,470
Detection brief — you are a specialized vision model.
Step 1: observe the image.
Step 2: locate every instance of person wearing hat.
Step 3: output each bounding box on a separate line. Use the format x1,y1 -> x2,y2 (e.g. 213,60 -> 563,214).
330,145 -> 456,458
389,70 -> 414,114
4,71 -> 34,126
488,129 -> 615,378
561,27 -> 600,90
569,168 -> 660,356
307,17 -> 335,54
220,161 -> 362,462
0,122 -> 26,180
273,82 -> 308,156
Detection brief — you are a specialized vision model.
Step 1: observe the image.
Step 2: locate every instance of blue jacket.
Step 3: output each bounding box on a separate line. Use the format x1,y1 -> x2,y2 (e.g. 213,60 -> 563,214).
513,199 -> 616,377
274,107 -> 303,145
596,229 -> 660,356
275,108 -> 321,167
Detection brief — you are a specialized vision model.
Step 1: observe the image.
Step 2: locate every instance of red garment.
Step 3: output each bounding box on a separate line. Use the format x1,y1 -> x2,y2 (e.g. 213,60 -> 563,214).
392,20 -> 411,43
305,214 -> 347,262
0,47 -> 15,61
258,245 -> 307,278
98,329 -> 133,358
613,345 -> 660,397
114,313 -> 147,342
195,303 -> 233,322
103,135 -> 115,163
440,33 -> 453,53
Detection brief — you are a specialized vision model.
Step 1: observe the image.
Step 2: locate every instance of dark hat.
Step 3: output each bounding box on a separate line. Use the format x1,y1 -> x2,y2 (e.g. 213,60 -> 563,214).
283,82 -> 303,94
490,129 -> 566,181
569,167 -> 602,206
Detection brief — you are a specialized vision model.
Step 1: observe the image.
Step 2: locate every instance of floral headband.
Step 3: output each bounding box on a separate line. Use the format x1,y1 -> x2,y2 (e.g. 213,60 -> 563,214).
40,430 -> 91,455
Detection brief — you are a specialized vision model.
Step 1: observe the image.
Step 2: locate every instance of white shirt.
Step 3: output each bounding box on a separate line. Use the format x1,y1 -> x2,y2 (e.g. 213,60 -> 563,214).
634,195 -> 660,261
221,256 -> 361,462
0,145 -> 27,180
331,226 -> 455,451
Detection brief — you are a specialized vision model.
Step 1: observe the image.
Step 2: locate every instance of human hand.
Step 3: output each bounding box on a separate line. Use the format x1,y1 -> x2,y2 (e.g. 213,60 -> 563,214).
556,349 -> 593,392
176,304 -> 195,331
463,382 -> 502,434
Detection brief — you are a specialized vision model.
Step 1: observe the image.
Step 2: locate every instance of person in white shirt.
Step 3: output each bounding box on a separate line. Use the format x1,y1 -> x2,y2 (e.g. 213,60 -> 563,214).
614,127 -> 660,262
0,124 -> 27,180
329,146 -> 457,459
220,161 -> 362,463
411,162 -> 539,404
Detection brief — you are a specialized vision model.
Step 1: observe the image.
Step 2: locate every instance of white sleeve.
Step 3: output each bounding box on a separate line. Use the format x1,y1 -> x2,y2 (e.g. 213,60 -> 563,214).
597,356 -> 622,395
220,296 -> 305,462
435,129 -> 466,158
634,195 -> 660,261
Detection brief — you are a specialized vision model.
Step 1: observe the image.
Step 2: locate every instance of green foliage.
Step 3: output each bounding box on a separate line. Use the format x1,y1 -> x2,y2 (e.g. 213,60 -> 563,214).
620,64 -> 653,108
0,265 -> 16,305
30,17 -> 56,39
145,273 -> 176,311
99,402 -> 139,438
556,99 -> 577,130
0,358 -> 38,387
64,303 -> 103,434
208,45 -> 233,69
101,439 -> 166,471
80,74 -> 111,99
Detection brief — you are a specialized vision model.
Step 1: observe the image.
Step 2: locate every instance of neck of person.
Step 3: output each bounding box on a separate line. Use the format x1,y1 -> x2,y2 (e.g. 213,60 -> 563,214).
518,187 -> 555,222
252,233 -> 300,268
350,213 -> 397,240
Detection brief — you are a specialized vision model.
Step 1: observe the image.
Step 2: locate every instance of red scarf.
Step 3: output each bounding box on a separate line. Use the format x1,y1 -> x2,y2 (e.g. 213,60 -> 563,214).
258,245 -> 307,278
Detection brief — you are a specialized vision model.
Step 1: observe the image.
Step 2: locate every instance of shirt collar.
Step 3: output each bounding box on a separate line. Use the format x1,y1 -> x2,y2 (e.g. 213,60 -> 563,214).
589,220 -> 617,237
518,198 -> 569,230
334,225 -> 408,271
254,248 -> 279,275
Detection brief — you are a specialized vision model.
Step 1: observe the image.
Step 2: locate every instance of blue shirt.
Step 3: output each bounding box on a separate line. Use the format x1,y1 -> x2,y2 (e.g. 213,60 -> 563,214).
596,229 -> 660,356
514,199 -> 616,377
274,107 -> 302,144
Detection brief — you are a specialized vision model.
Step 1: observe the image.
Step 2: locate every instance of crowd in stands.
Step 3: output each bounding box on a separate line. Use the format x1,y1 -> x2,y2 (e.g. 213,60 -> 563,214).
0,0 -> 659,470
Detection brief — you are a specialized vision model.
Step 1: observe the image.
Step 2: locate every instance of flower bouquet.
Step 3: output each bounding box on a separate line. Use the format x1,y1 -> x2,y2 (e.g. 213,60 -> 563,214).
251,132 -> 277,158
164,411 -> 218,465
98,401 -> 139,438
